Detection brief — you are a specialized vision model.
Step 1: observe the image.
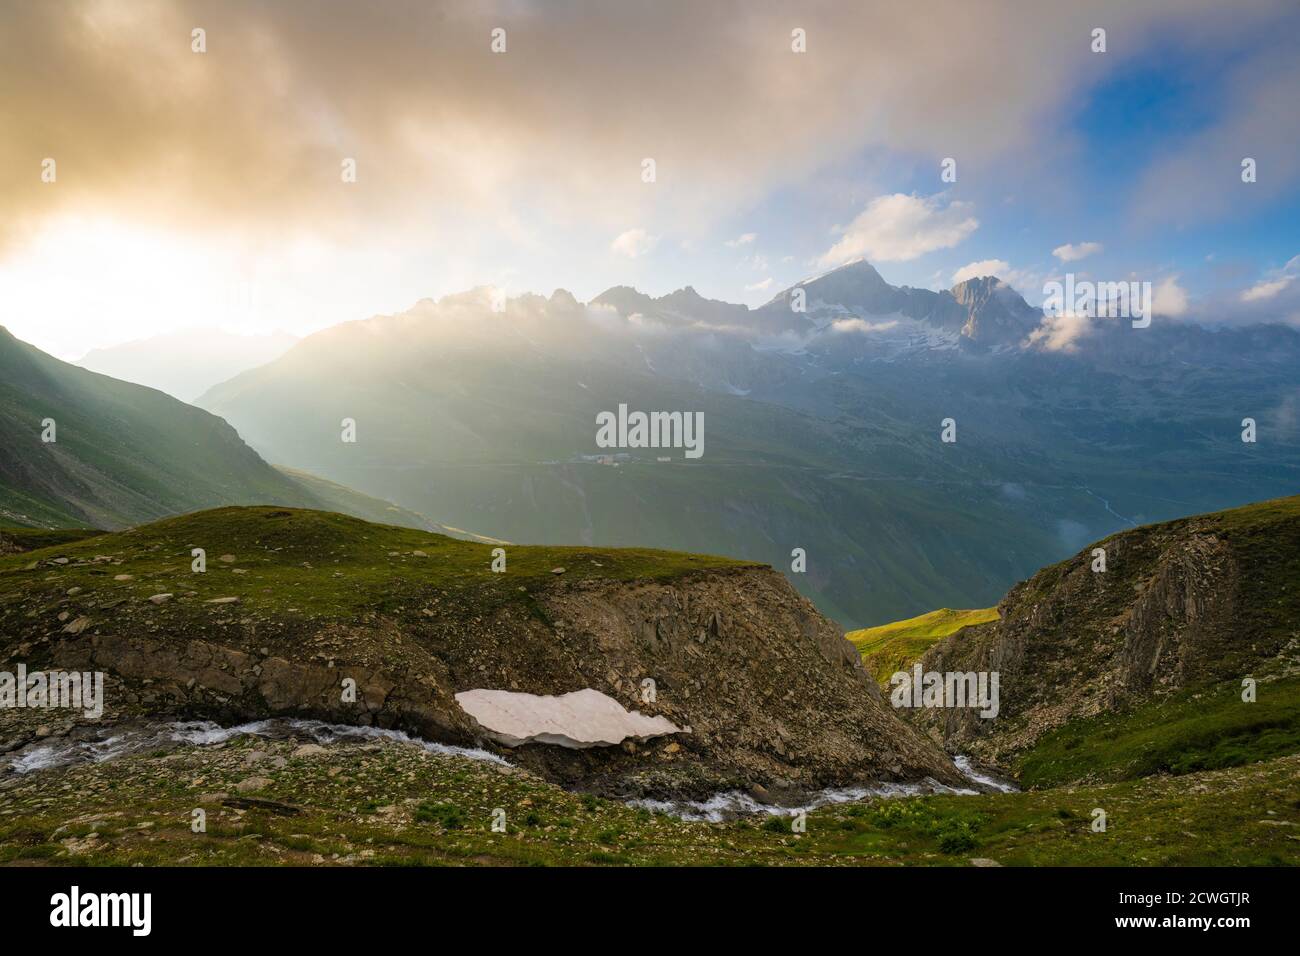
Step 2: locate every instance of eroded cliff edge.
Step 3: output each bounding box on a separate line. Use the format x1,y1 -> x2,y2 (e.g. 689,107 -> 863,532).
907,496 -> 1300,770
0,507 -> 963,798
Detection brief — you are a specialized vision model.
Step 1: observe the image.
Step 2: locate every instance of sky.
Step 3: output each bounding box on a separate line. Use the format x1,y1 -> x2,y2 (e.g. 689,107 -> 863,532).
1,0 -> 1298,359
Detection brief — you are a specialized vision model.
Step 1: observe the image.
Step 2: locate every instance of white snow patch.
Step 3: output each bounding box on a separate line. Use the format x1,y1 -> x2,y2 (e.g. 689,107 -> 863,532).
456,687 -> 686,749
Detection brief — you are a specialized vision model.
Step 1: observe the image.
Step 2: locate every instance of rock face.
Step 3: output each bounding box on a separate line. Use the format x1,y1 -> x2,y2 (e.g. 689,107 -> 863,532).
909,496 -> 1300,766
2,507 -> 964,798
948,276 -> 1043,346
455,688 -> 685,748
506,570 -> 964,794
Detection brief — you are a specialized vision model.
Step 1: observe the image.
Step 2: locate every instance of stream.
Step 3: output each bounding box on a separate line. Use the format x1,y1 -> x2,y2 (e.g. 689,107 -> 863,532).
3,718 -> 506,775
2,719 -> 1015,820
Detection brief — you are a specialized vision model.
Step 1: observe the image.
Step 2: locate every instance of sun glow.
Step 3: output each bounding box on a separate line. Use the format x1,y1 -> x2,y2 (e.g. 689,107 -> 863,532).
0,217 -> 261,360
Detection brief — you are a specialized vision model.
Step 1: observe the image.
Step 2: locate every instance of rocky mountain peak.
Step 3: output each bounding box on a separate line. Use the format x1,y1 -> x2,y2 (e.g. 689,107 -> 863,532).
947,275 -> 1043,346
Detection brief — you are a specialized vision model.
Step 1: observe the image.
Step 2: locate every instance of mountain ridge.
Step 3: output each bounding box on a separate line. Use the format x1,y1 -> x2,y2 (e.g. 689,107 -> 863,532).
193,261 -> 1299,626
74,327 -> 298,402
0,326 -> 466,538
909,494 -> 1300,782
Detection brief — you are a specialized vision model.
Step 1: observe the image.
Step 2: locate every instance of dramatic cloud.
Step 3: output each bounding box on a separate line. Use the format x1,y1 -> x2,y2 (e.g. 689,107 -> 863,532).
953,259 -> 1011,283
1052,242 -> 1103,262
820,194 -> 978,266
3,0 -> 1274,254
1,0 -> 1295,354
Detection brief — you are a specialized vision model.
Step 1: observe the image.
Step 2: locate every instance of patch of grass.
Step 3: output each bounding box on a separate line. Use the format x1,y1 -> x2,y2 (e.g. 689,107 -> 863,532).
1017,677 -> 1300,789
0,730 -> 1296,867
847,607 -> 998,686
0,505 -> 754,631
0,527 -> 106,551
414,801 -> 466,829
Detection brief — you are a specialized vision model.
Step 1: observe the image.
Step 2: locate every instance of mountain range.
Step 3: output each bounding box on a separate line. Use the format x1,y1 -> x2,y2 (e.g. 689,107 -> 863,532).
4,259 -> 1296,625
194,260 -> 1300,626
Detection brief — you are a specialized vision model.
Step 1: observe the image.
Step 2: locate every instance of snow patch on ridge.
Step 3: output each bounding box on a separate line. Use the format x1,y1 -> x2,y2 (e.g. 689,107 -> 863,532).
456,687 -> 687,749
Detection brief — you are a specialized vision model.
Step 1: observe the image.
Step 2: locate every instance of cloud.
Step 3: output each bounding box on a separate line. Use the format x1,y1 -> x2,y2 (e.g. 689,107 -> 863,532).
1128,41 -> 1300,227
745,278 -> 773,291
1125,260 -> 1300,329
2,0 -> 1296,353
830,318 -> 900,335
1153,275 -> 1189,317
726,233 -> 757,247
820,193 -> 978,266
611,229 -> 658,258
6,0 -> 1274,257
952,259 -> 1010,283
1025,313 -> 1093,353
1241,275 -> 1295,302
1052,242 -> 1103,262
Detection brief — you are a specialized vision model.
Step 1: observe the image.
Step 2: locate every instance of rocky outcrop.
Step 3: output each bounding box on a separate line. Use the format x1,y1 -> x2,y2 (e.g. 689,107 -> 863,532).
7,537 -> 962,797
510,569 -> 963,795
909,497 -> 1300,766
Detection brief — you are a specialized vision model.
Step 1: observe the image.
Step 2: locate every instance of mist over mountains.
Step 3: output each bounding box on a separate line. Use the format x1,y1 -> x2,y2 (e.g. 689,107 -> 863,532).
0,326 -> 473,536
75,328 -> 298,402
5,258 -> 1294,625
194,261 -> 1300,626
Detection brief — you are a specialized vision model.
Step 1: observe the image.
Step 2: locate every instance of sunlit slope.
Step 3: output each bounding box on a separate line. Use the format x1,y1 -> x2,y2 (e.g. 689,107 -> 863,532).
848,607 -> 999,685
0,327 -> 475,539
0,326 -> 317,529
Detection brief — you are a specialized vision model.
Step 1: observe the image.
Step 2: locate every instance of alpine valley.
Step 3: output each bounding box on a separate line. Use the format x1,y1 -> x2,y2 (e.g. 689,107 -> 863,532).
192,260 -> 1300,627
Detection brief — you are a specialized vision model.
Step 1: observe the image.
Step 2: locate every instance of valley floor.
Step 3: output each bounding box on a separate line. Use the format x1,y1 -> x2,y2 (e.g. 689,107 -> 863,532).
1,726 -> 1296,867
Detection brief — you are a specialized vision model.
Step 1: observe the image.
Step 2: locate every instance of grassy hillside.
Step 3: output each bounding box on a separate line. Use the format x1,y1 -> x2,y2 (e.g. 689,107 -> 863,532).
0,326 -> 487,541
848,607 -> 998,685
3,497 -> 1297,866
911,495 -> 1300,782
0,505 -> 752,628
0,326 -> 318,529
1016,676 -> 1300,789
